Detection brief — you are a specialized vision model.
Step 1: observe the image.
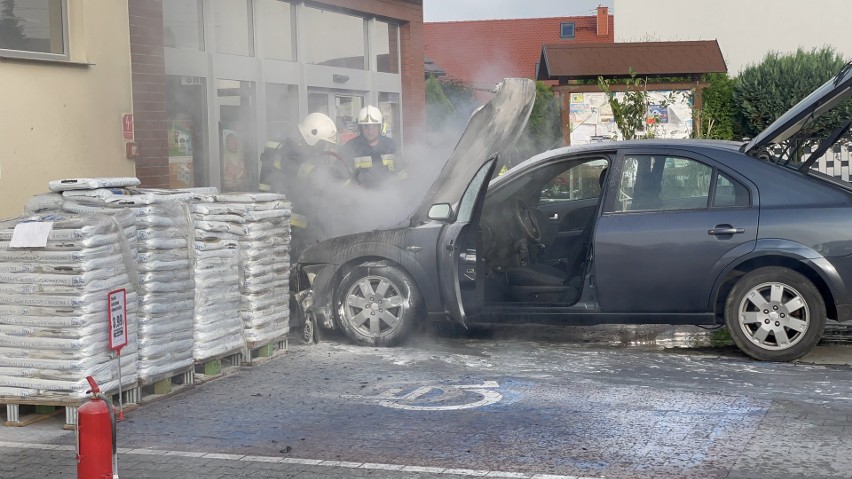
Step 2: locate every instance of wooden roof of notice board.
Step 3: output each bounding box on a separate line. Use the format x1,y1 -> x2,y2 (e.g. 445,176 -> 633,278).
537,41 -> 727,81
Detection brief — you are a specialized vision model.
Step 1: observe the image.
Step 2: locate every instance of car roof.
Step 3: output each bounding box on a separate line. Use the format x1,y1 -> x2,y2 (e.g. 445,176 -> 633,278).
501,139 -> 745,177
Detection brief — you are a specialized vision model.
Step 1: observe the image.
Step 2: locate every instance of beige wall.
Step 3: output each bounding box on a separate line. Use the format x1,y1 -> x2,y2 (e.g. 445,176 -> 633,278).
0,0 -> 135,219
614,0 -> 852,74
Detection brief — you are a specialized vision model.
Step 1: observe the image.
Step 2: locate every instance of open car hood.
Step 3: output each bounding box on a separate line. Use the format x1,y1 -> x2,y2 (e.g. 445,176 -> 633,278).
410,78 -> 537,225
743,62 -> 852,157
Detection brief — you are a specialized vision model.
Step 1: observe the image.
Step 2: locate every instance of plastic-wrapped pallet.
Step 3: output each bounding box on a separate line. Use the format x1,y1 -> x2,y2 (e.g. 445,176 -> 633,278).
0,210 -> 140,400
189,197 -> 244,361
214,193 -> 291,345
58,186 -> 215,383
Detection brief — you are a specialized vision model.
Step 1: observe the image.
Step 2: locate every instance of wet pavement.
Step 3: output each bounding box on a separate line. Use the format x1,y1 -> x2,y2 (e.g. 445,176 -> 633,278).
1,324 -> 851,478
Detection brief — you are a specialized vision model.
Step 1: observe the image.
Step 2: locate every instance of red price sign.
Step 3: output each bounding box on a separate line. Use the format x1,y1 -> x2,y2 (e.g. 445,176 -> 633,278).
108,289 -> 128,351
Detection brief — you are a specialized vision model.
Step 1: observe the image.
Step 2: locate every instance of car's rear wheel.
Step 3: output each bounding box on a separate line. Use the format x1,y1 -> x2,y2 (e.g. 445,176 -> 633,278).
724,266 -> 825,361
335,263 -> 421,346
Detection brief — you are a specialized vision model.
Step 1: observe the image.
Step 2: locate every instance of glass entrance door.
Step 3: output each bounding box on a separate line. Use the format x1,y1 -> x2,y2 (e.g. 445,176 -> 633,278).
307,90 -> 364,145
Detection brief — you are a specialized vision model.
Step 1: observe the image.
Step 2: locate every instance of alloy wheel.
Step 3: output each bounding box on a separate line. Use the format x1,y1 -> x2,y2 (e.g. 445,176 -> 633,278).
737,281 -> 810,351
342,275 -> 406,338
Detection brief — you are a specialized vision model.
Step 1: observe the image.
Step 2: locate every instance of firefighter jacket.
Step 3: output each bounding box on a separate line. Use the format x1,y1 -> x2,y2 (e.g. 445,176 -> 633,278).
339,134 -> 400,189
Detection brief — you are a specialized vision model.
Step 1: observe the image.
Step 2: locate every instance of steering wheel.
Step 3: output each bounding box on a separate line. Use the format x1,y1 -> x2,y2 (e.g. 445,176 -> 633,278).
514,199 -> 541,242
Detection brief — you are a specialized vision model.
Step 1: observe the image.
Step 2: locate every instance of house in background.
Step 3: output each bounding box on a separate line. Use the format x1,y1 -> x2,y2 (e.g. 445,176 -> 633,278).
424,7 -> 613,101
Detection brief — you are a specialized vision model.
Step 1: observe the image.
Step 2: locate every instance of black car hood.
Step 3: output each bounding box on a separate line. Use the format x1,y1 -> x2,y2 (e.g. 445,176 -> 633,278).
298,226 -> 408,265
743,62 -> 852,156
409,78 -> 537,225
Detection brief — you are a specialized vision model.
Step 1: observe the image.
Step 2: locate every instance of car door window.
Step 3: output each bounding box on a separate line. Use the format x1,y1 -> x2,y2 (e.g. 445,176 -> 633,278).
713,172 -> 750,208
456,159 -> 495,223
612,155 -> 713,212
539,159 -> 608,205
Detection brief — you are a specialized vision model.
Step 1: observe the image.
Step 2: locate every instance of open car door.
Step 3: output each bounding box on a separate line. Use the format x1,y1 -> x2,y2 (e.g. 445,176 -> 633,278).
437,158 -> 498,324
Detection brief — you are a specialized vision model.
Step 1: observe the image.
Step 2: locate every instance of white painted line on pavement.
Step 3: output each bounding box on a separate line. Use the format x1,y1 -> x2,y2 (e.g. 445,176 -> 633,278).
0,441 -> 602,479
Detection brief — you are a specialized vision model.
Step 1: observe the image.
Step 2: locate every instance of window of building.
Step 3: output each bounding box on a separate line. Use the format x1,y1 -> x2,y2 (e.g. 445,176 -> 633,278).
217,79 -> 257,192
303,7 -> 365,69
266,83 -> 299,140
257,0 -> 295,61
0,0 -> 68,60
166,76 -> 209,188
163,0 -> 203,50
374,21 -> 399,74
560,22 -> 575,39
214,0 -> 254,56
378,92 -> 400,140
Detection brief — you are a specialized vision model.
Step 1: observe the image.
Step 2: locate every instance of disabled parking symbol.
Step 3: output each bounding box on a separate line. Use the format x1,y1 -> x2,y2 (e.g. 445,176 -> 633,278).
375,381 -> 502,411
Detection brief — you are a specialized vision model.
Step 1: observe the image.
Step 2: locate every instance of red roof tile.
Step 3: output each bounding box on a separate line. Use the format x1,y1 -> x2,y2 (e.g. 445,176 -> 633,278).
424,14 -> 614,92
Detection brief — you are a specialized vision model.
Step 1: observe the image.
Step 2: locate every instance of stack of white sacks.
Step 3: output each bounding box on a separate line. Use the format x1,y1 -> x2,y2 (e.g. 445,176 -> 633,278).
213,193 -> 291,345
0,209 -> 140,400
11,179 -> 293,389
50,181 -> 215,383
188,197 -> 244,361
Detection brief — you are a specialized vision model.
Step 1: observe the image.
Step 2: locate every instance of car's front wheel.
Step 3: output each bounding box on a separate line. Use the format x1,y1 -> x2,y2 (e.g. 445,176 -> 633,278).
724,266 -> 826,361
335,262 -> 421,346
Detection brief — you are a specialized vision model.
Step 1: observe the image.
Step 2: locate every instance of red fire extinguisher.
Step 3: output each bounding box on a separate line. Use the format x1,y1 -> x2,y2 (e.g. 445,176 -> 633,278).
76,376 -> 118,479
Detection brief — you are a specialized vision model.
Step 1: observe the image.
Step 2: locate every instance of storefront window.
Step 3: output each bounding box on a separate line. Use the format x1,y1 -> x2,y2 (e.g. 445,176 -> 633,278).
335,94 -> 364,144
258,0 -> 295,61
266,83 -> 299,141
214,0 -> 253,56
303,7 -> 365,69
374,22 -> 399,74
0,0 -> 67,59
217,80 -> 257,192
163,0 -> 203,50
378,92 -> 401,141
167,76 -> 208,188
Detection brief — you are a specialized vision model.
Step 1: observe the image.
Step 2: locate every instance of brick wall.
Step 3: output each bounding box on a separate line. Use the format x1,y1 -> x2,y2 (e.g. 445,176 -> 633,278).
128,0 -> 168,188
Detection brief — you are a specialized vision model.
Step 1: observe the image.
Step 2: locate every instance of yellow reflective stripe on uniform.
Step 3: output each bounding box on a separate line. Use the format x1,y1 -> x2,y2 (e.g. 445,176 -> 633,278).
273,158 -> 282,169
381,154 -> 395,171
353,156 -> 373,169
297,163 -> 317,179
259,183 -> 271,191
265,141 -> 282,149
291,213 -> 308,228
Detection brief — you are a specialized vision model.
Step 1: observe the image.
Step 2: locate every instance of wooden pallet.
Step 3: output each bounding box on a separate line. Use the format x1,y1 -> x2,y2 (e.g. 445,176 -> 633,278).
194,349 -> 243,384
1,385 -> 140,430
137,366 -> 194,405
242,335 -> 289,366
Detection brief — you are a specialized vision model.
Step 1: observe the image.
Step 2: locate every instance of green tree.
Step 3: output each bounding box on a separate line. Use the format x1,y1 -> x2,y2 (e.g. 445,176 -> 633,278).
695,73 -> 735,140
525,81 -> 562,152
597,69 -> 653,140
425,74 -> 454,127
733,47 -> 850,143
0,0 -> 25,49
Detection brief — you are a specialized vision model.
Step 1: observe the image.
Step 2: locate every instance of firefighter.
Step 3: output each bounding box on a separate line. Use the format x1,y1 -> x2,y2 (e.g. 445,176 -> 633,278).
258,112 -> 347,259
339,105 -> 401,189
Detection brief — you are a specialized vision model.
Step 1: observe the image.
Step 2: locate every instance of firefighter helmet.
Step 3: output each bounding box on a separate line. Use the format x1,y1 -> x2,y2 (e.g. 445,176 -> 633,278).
357,105 -> 383,126
298,112 -> 337,146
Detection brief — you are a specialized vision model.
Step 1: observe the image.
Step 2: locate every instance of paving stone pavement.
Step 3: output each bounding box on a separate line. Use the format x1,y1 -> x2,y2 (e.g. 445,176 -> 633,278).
0,332 -> 850,479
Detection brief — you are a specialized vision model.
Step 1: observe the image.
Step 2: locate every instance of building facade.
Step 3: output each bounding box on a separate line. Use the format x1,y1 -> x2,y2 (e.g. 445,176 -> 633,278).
138,0 -> 424,191
0,0 -> 136,219
0,0 -> 424,219
614,0 -> 852,74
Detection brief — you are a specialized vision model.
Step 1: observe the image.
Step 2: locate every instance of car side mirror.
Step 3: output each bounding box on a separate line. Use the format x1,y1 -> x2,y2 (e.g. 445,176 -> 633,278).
427,203 -> 453,221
